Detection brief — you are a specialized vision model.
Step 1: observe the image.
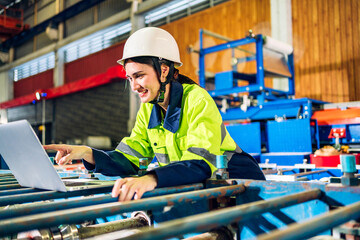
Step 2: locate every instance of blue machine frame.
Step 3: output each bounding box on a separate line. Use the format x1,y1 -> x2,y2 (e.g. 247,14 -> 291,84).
197,29 -> 332,165
197,29 -> 325,122
0,172 -> 359,240
199,29 -> 295,106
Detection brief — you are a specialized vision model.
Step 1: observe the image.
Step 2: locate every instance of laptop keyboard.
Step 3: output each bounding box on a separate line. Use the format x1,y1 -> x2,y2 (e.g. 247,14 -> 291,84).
63,181 -> 97,186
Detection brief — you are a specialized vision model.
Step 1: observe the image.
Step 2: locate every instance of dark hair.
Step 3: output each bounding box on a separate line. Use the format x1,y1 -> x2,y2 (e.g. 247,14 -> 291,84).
124,56 -> 197,85
124,56 -> 153,67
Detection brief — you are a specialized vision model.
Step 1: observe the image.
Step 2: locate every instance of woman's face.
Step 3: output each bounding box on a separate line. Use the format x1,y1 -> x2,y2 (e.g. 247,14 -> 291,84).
125,60 -> 160,103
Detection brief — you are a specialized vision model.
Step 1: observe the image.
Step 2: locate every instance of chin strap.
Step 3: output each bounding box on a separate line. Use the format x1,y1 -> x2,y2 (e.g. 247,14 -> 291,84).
149,58 -> 174,104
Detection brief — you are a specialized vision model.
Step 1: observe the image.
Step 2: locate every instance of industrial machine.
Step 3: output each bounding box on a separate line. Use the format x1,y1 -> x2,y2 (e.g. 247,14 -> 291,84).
0,5 -> 29,42
197,29 -> 360,170
0,29 -> 360,240
0,161 -> 360,240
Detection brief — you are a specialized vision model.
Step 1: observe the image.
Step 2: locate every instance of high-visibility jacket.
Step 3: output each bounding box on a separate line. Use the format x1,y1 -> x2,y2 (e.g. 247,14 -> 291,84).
84,81 -> 265,187
117,81 -> 242,171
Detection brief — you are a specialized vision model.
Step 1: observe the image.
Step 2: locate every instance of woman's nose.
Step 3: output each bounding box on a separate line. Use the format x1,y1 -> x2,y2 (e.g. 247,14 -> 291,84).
131,79 -> 140,91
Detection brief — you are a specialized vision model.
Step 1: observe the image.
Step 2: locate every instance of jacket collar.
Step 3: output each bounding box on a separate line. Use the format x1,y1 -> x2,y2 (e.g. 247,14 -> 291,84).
148,81 -> 183,133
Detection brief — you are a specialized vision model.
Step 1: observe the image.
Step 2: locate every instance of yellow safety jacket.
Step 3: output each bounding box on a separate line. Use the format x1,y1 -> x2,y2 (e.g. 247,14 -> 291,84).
116,81 -> 242,174
85,80 -> 265,187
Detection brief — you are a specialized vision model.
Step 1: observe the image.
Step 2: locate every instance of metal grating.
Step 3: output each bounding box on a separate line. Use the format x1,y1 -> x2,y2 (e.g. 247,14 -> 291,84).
11,0 -> 228,82
12,52 -> 55,82
63,21 -> 131,63
145,0 -> 229,27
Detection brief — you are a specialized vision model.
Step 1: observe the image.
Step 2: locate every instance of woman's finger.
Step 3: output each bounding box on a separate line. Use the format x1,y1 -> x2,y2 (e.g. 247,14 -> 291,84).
134,188 -> 145,200
112,178 -> 127,198
54,150 -> 65,163
43,144 -> 69,152
119,182 -> 136,202
58,154 -> 73,165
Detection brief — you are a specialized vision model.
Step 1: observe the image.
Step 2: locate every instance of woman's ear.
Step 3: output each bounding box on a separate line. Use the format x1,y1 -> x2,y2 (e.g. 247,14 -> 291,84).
160,64 -> 170,81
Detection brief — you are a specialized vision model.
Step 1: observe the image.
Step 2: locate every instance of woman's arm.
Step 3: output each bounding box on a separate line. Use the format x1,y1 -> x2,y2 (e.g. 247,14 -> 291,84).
43,144 -> 94,165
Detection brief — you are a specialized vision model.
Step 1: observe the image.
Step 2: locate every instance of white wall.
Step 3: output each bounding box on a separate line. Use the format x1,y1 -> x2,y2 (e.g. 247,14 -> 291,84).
0,71 -> 11,123
271,0 -> 292,91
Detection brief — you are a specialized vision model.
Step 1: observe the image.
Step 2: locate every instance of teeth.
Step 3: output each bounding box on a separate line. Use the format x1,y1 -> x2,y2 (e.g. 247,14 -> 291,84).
139,90 -> 148,96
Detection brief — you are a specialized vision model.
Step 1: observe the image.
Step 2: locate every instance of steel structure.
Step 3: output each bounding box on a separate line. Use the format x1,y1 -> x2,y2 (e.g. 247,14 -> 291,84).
198,29 -> 298,117
1,27 -> 360,240
197,29 -> 360,167
0,4 -> 28,41
0,170 -> 360,239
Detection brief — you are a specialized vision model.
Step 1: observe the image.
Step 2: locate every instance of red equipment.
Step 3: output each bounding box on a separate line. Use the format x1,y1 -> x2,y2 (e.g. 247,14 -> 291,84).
0,5 -> 29,41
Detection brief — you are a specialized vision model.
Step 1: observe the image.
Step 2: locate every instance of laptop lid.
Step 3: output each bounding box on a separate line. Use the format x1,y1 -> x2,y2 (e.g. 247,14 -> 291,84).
0,120 -> 67,192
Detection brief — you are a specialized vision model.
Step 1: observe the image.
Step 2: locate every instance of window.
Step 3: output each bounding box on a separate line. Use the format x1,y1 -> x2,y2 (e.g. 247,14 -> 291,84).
145,0 -> 228,26
12,52 -> 55,82
63,21 -> 131,63
11,0 -> 228,81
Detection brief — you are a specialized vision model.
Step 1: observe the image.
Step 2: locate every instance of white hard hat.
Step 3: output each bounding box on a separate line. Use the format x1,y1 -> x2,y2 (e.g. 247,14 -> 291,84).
117,27 -> 182,67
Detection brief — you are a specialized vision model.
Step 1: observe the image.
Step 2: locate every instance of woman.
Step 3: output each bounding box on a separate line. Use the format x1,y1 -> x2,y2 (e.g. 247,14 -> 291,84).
44,27 -> 265,202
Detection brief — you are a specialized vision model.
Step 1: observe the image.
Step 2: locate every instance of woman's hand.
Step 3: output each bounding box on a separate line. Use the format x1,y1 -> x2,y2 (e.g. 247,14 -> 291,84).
112,174 -> 158,202
43,144 -> 94,165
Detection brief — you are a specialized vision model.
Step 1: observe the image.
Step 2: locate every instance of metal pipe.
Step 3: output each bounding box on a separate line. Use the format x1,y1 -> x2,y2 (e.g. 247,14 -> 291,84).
41,98 -> 46,145
119,189 -> 322,240
0,183 -> 21,191
202,29 -> 234,42
0,174 -> 14,177
0,176 -> 86,195
0,180 -> 18,185
78,215 -> 149,239
0,175 -> 15,179
292,170 -> 328,177
0,184 -> 244,236
0,183 -> 203,219
136,0 -> 171,14
202,29 -> 254,55
0,185 -> 114,206
184,227 -> 233,240
0,188 -> 43,197
0,178 -> 15,182
0,194 -> 113,218
0,177 -> 16,181
278,169 -> 294,174
262,169 -> 278,175
257,200 -> 360,240
184,232 -> 228,240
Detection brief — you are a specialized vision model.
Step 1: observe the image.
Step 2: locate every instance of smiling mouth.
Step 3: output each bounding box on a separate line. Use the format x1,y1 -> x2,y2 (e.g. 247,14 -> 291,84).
139,89 -> 148,97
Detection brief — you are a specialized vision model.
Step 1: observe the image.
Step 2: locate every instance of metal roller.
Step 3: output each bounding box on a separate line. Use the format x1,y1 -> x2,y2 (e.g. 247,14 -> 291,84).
16,215 -> 150,240
184,227 -> 234,240
257,201 -> 360,240
78,215 -> 150,239
119,189 -> 322,240
0,184 -> 245,236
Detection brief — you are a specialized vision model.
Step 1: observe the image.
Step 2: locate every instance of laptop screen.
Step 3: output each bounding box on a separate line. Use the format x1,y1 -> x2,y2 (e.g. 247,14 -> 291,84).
0,120 -> 67,192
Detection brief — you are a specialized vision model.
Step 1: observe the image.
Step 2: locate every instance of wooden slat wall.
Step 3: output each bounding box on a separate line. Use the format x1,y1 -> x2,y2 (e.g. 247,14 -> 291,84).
16,0 -> 357,103
160,0 -> 271,85
292,0 -> 360,102
159,0 -> 359,103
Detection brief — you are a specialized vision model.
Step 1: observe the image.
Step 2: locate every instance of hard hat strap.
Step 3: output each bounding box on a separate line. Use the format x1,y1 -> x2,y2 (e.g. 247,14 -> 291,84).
149,58 -> 174,104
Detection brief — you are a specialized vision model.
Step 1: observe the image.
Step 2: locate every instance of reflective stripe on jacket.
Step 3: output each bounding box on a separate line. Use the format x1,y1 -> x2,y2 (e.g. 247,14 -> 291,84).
116,81 -> 242,174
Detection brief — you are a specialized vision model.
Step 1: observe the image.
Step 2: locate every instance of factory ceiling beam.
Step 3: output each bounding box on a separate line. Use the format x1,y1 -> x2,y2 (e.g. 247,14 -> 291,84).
0,0 -> 171,72
0,0 -> 108,51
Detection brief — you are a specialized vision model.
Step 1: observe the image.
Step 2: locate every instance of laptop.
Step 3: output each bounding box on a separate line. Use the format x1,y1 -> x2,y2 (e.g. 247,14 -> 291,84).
0,120 -> 115,192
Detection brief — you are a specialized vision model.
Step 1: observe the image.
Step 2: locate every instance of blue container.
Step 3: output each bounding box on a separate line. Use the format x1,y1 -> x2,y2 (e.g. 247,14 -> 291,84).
340,155 -> 357,173
216,155 -> 228,169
